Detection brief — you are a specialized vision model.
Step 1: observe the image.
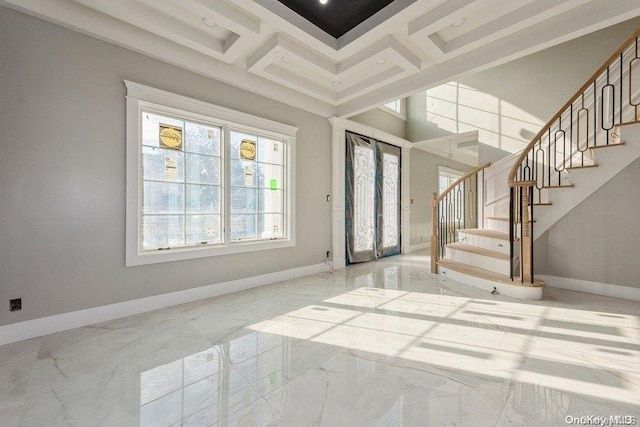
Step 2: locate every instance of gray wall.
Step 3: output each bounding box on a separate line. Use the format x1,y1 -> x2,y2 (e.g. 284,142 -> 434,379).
410,150 -> 472,246
348,108 -> 407,139
477,143 -> 511,166
407,18 -> 640,150
0,6 -> 332,326
535,158 -> 640,288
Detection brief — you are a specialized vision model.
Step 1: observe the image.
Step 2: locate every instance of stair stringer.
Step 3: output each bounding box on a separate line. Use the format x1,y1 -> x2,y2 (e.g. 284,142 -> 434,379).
533,122 -> 640,240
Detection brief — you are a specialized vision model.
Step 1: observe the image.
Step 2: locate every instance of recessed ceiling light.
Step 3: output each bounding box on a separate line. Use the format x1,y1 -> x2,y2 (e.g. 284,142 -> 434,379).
331,81 -> 341,86
319,0 -> 328,4
452,17 -> 466,27
281,56 -> 291,63
201,17 -> 216,28
376,58 -> 386,65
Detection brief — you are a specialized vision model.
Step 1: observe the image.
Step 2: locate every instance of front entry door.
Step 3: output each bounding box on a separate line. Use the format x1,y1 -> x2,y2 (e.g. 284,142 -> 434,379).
345,132 -> 400,264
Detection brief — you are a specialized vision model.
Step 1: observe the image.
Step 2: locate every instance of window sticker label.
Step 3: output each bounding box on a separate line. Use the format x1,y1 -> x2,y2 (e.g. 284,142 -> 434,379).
244,166 -> 254,186
159,124 -> 183,150
269,179 -> 278,190
165,156 -> 177,180
240,139 -> 256,160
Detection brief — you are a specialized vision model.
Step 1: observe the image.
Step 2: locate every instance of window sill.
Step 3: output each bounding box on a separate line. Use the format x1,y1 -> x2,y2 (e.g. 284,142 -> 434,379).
126,238 -> 295,266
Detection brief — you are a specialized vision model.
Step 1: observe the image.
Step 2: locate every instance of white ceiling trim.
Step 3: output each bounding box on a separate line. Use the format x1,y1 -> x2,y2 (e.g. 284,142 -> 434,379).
247,34 -> 421,103
0,0 -> 335,117
337,0 -> 640,117
2,0 -> 640,119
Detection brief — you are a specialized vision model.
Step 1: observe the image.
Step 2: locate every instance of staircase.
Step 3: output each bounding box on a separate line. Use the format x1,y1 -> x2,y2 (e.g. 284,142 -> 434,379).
431,27 -> 640,300
431,163 -> 544,300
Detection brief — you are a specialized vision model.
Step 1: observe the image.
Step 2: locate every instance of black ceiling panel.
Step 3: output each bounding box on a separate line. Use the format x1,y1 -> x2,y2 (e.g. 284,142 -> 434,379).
277,0 -> 397,39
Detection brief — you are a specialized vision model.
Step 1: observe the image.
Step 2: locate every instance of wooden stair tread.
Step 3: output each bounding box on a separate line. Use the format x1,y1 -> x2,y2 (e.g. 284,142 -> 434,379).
458,228 -> 509,241
533,202 -> 552,206
487,216 -> 535,223
446,243 -> 509,260
543,184 -> 574,189
566,164 -> 598,170
437,259 -> 543,288
589,143 -> 625,150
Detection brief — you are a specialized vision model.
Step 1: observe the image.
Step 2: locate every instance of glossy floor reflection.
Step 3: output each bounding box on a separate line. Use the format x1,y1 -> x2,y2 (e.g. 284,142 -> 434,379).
1,251 -> 639,426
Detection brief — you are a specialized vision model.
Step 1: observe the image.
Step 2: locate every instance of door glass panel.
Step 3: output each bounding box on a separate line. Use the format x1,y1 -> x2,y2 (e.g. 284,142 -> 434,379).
353,145 -> 376,253
381,152 -> 399,249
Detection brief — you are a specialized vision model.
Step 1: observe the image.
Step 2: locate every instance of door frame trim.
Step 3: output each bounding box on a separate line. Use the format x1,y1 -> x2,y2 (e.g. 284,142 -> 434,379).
329,117 -> 412,270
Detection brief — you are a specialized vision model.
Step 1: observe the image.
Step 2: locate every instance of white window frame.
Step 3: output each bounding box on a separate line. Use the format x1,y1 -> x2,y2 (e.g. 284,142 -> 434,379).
438,165 -> 464,194
125,81 -> 297,266
379,99 -> 406,120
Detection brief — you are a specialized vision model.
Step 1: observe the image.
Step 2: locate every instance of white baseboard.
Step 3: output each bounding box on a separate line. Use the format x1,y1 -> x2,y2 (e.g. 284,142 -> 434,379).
440,267 -> 542,300
539,274 -> 640,302
408,242 -> 430,253
0,263 -> 331,346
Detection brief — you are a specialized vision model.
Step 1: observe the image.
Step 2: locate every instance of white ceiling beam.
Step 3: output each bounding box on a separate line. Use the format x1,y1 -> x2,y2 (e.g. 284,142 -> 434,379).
438,0 -> 591,60
179,0 -> 261,37
409,0 -> 500,39
75,0 -> 228,59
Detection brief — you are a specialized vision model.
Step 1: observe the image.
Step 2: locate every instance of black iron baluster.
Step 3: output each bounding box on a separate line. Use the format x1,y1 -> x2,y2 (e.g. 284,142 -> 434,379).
439,199 -> 442,254
519,187 -> 523,283
570,103 -> 574,168
509,186 -> 514,281
463,180 -> 467,230
555,117 -> 566,183
547,128 -> 551,188
630,38 -> 640,120
594,80 -> 597,147
620,52 -> 624,125
529,185 -> 534,283
601,67 -> 615,144
577,93 -> 588,166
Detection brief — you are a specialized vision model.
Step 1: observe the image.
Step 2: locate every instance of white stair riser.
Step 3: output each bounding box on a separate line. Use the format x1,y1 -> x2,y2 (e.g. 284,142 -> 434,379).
487,219 -> 510,234
439,267 -> 542,300
445,248 -> 510,275
458,232 -> 509,255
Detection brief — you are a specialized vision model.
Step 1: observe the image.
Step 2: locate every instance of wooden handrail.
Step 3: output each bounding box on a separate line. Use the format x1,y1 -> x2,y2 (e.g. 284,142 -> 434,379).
431,162 -> 491,273
508,26 -> 640,185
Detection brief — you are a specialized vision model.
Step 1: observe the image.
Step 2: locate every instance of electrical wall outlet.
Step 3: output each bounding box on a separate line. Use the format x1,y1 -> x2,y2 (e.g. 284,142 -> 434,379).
10,298 -> 22,312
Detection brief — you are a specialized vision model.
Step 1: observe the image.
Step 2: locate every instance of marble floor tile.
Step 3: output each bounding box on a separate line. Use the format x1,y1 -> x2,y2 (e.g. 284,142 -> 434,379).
0,338 -> 41,427
1,251 -> 638,427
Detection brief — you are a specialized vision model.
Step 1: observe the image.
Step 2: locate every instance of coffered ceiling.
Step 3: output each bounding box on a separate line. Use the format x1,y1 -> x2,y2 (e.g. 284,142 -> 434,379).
2,0 -> 640,118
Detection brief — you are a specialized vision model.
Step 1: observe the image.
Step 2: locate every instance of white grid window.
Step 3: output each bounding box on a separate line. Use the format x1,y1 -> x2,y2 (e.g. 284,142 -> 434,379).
384,100 -> 401,113
141,112 -> 223,250
126,82 -> 296,266
381,99 -> 406,120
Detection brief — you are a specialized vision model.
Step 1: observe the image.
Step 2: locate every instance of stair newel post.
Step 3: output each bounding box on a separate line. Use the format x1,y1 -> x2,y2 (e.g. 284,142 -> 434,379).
520,184 -> 533,284
431,192 -> 438,274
